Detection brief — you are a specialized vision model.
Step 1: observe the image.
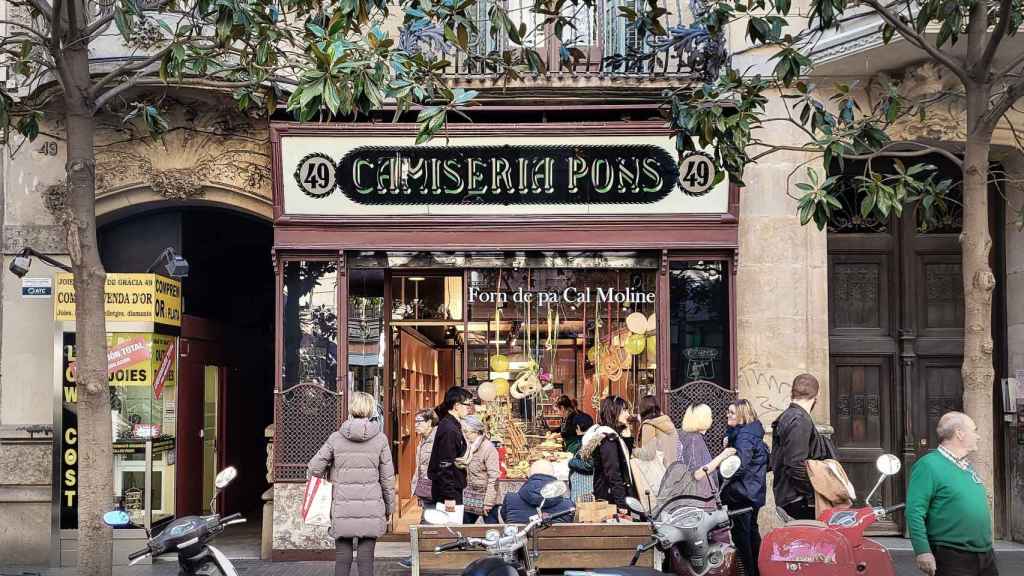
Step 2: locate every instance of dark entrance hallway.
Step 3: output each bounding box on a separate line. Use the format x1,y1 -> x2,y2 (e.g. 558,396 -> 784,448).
98,206 -> 274,529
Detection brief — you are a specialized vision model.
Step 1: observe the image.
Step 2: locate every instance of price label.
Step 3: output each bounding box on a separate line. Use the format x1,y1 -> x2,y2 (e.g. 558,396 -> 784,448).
294,153 -> 338,198
677,151 -> 718,197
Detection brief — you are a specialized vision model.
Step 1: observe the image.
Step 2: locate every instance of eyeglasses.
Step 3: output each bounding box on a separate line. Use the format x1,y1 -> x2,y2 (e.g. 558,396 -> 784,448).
459,401 -> 475,407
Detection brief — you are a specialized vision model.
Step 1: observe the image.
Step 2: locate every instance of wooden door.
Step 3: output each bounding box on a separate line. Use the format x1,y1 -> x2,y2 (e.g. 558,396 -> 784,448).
827,155 -> 965,534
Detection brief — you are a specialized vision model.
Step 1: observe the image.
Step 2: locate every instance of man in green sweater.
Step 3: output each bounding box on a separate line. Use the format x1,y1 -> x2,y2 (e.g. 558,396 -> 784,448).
906,411 -> 996,576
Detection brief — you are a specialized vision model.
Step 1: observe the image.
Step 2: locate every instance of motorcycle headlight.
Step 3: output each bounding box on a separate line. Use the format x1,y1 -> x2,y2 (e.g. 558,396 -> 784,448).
503,526 -> 518,538
485,529 -> 501,543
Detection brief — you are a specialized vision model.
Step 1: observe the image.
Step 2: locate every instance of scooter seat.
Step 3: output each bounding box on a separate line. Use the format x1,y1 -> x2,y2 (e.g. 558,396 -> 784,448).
565,568 -> 663,576
784,519 -> 828,528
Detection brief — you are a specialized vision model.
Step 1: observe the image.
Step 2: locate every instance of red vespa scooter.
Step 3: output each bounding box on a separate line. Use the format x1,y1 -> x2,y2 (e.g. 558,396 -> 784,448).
759,453 -> 905,576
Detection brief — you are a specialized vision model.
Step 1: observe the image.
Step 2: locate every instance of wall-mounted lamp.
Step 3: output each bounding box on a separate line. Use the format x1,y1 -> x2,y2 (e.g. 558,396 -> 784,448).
147,247 -> 189,279
8,247 -> 73,277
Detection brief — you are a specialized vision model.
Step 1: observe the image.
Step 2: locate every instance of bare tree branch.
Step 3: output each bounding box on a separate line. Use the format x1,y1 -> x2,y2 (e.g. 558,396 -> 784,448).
861,0 -> 970,87
985,77 -> 1024,129
0,20 -> 48,41
966,0 -> 988,75
26,0 -> 53,22
996,50 -> 1024,81
92,47 -> 172,94
749,140 -> 964,166
979,0 -> 1014,72
50,0 -> 63,56
94,75 -> 298,112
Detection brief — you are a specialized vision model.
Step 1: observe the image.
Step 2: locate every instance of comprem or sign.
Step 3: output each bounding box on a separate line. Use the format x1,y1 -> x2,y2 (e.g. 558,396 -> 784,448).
54,273 -> 182,327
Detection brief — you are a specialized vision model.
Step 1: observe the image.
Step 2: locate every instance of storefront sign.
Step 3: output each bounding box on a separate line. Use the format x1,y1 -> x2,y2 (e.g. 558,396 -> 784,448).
468,286 -> 655,305
54,273 -> 182,328
21,277 -> 53,298
313,145 -> 681,204
280,134 -> 729,216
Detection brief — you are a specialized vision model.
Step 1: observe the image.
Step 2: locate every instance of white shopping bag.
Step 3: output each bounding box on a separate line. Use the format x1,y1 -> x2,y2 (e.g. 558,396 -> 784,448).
432,502 -> 464,525
301,476 -> 332,527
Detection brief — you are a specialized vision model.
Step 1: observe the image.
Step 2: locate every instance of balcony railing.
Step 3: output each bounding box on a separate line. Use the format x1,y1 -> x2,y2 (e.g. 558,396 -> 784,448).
398,0 -> 726,80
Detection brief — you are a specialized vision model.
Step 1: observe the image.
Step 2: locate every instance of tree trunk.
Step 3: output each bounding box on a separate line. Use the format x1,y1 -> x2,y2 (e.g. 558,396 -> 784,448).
961,80 -> 997,506
63,43 -> 113,575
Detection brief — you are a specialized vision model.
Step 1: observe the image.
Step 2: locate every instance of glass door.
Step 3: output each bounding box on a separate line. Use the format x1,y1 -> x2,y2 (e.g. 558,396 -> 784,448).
202,366 -> 219,513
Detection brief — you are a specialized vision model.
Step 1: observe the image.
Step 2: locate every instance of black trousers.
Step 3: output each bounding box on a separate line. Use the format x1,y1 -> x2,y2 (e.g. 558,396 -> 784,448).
781,498 -> 815,521
730,508 -> 761,576
934,545 -> 999,576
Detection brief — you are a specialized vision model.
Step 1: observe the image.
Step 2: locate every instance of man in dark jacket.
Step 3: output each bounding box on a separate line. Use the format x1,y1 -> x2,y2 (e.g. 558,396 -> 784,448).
770,373 -> 820,521
501,461 -> 574,524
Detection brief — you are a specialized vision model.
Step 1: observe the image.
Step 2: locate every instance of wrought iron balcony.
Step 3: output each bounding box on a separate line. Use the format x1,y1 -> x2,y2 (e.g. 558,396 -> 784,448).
398,0 -> 727,81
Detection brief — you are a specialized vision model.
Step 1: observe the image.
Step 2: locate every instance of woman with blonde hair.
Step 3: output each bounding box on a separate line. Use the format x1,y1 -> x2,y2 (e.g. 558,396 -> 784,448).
678,403 -> 736,502
308,391 -> 396,576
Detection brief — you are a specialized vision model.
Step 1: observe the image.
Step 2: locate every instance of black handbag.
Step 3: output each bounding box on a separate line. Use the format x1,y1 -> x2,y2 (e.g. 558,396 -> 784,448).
809,430 -> 837,460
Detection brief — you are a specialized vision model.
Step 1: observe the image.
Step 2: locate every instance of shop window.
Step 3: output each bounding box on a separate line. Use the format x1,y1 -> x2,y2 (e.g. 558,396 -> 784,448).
349,270 -> 386,401
668,261 -> 729,390
466,267 -> 658,446
283,260 -> 339,391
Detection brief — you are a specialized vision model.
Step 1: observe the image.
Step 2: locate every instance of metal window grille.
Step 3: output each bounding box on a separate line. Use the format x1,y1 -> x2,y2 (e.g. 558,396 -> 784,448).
273,384 -> 344,482
666,379 -> 736,456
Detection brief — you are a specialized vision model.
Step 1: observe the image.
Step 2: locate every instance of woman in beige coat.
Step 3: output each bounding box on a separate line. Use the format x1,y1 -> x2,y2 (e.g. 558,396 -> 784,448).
459,415 -> 500,524
308,392 -> 395,576
635,395 -> 681,468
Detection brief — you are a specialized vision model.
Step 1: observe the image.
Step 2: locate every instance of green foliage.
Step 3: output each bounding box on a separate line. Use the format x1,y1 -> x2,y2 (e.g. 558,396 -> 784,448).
666,0 -> 1024,230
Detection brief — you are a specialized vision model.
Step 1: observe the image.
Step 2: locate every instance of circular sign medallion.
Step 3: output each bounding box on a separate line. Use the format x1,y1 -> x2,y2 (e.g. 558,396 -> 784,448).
294,153 -> 338,198
678,151 -> 718,197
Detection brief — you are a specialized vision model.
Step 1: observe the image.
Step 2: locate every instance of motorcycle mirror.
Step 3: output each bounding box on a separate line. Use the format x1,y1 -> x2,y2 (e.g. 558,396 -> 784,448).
102,510 -> 131,528
540,481 -> 567,500
875,454 -> 901,476
423,508 -> 452,526
215,466 -> 238,490
624,497 -> 646,515
719,455 -> 741,479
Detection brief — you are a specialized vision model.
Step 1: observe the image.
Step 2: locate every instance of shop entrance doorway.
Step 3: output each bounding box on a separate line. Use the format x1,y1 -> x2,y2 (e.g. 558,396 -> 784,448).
99,206 -> 274,550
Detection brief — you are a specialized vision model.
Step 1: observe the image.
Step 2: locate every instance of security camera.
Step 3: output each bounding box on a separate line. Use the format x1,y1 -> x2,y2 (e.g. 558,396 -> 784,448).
9,254 -> 31,278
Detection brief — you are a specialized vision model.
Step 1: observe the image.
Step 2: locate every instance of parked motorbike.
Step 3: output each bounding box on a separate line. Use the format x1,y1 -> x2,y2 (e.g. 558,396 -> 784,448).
758,453 -> 906,576
565,454 -> 749,576
424,480 -> 576,576
102,466 -> 246,576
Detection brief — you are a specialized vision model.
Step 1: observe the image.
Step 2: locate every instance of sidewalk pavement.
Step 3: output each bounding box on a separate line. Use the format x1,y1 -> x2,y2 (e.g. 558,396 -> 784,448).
4,540 -> 1023,576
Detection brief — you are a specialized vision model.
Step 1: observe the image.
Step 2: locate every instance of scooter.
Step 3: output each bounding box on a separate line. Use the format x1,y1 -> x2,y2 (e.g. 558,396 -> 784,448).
565,454 -> 749,576
424,480 -> 576,576
102,466 -> 246,576
758,453 -> 905,576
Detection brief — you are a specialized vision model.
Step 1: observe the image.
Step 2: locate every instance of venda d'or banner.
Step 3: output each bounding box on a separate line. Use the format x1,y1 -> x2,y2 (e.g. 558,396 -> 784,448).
54,273 -> 182,327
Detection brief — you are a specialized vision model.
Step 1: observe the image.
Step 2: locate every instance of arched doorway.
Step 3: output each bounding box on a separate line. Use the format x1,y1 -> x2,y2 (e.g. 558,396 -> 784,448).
97,205 -> 274,554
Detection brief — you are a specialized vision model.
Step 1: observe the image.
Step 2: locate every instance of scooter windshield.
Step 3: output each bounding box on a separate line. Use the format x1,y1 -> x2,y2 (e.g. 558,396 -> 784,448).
654,462 -> 716,518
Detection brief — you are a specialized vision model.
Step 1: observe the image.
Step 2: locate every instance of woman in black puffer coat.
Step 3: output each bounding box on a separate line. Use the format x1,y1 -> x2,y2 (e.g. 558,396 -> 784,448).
721,399 -> 769,576
428,387 -> 474,506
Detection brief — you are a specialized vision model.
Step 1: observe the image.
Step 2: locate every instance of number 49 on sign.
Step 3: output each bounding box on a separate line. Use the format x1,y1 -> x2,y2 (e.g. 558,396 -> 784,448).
678,151 -> 719,197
